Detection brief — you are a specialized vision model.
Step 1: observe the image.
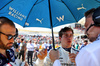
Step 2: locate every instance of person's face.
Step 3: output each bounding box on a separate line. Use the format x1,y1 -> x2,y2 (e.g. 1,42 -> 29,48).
85,16 -> 98,42
0,24 -> 16,50
29,41 -> 32,43
18,41 -> 20,43
35,42 -> 37,44
59,31 -> 73,48
84,42 -> 88,45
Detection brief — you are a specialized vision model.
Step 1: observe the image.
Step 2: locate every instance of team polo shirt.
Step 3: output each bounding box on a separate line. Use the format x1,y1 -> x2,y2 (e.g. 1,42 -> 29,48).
76,34 -> 100,66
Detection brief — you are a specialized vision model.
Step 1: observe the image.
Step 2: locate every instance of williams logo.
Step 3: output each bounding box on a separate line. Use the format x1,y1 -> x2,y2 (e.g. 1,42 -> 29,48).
56,15 -> 64,22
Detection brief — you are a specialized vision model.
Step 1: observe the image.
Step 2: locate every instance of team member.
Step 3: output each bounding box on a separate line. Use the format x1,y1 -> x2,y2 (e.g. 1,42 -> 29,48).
0,17 -> 48,66
0,17 -> 26,66
76,6 -> 100,66
37,27 -> 78,66
45,7 -> 100,66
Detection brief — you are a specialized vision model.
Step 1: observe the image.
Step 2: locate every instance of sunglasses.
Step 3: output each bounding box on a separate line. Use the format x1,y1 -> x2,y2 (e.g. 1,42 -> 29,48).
0,32 -> 17,40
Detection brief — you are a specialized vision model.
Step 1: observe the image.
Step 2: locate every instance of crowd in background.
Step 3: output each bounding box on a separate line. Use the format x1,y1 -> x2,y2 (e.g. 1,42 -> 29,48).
0,5 -> 100,66
12,34 -> 90,65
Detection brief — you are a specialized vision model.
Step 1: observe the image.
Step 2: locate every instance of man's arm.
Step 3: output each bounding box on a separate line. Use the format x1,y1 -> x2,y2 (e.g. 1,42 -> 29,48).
35,49 -> 47,66
36,49 -> 58,66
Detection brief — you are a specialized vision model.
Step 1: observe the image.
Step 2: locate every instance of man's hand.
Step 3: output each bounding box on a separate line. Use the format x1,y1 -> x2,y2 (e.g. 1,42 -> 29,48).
69,53 -> 77,63
49,50 -> 59,62
37,49 -> 47,60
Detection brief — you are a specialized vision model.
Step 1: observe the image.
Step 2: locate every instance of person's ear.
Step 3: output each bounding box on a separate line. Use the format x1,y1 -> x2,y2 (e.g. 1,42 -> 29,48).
59,37 -> 61,40
59,37 -> 61,43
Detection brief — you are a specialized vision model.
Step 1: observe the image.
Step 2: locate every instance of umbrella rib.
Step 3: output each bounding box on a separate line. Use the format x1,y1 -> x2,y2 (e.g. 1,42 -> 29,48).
0,0 -> 13,10
61,0 -> 78,22
35,0 -> 45,4
24,0 -> 45,27
95,0 -> 100,3
24,0 -> 38,27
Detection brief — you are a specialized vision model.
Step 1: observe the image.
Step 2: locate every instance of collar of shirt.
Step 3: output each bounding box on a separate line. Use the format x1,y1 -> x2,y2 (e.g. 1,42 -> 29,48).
63,47 -> 71,52
96,34 -> 100,41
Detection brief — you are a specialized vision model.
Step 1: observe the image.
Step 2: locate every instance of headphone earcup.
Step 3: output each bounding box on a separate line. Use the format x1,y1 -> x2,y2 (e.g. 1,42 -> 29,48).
93,7 -> 100,26
6,49 -> 15,62
16,28 -> 18,37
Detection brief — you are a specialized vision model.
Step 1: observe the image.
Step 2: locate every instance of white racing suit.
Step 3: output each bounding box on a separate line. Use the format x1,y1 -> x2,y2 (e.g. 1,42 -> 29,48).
35,46 -> 79,66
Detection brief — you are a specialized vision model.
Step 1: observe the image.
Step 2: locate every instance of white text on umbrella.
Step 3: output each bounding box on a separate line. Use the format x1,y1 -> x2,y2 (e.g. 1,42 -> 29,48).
77,4 -> 86,10
36,18 -> 43,24
56,15 -> 64,22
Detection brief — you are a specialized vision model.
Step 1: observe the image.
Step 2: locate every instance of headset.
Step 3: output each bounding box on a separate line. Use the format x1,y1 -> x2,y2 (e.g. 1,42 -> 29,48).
92,6 -> 100,26
0,49 -> 15,63
86,6 -> 100,33
16,28 -> 18,38
6,49 -> 15,62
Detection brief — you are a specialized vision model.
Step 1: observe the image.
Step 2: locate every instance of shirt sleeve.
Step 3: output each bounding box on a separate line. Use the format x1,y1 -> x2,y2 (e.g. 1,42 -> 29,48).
75,49 -> 98,66
43,52 -> 53,66
35,51 -> 53,66
53,60 -> 61,66
35,58 -> 44,66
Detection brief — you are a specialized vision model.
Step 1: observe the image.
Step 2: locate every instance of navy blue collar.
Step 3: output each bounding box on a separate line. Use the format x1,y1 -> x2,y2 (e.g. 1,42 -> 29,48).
63,47 -> 71,52
96,34 -> 100,41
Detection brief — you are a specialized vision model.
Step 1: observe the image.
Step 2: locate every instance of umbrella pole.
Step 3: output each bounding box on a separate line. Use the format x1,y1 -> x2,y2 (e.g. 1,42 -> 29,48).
51,27 -> 55,50
48,0 -> 55,50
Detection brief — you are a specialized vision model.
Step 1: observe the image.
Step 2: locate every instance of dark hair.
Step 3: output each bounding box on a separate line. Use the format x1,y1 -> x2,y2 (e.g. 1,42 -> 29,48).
0,17 -> 15,28
21,39 -> 24,42
59,27 -> 74,37
84,8 -> 96,17
84,40 -> 88,42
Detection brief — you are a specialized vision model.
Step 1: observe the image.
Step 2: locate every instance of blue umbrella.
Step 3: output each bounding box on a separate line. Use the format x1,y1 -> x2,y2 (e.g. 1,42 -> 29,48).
0,0 -> 100,49
61,0 -> 100,21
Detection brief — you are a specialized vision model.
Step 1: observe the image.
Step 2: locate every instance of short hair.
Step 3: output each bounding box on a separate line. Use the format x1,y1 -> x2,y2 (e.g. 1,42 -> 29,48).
21,39 -> 24,42
84,8 -> 96,18
59,27 -> 74,37
0,17 -> 15,28
84,40 -> 88,42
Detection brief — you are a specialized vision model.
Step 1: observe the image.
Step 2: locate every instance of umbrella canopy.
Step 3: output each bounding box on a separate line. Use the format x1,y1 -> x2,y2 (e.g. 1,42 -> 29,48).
0,0 -> 100,28
0,0 -> 100,49
61,0 -> 100,21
